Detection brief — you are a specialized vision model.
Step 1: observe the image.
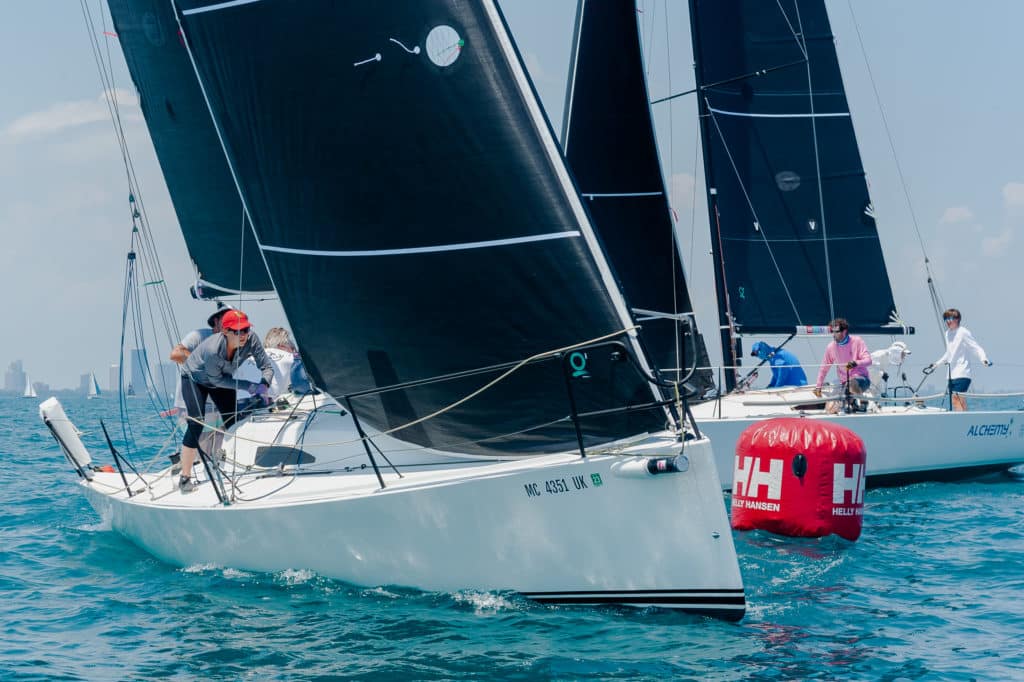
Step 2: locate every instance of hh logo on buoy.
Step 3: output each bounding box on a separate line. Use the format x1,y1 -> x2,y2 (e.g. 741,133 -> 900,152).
732,418 -> 866,540
733,456 -> 783,500
832,462 -> 865,517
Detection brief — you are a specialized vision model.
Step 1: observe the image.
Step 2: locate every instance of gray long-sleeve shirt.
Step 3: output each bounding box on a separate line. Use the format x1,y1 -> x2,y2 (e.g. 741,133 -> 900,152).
184,332 -> 275,391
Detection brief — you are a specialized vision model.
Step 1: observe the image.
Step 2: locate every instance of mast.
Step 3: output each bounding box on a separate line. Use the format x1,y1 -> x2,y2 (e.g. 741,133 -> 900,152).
688,0 -> 740,392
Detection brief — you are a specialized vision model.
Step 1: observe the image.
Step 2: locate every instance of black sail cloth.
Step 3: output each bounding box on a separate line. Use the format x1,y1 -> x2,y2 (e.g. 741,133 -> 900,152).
107,0 -> 273,297
689,0 -> 901,335
174,0 -> 667,455
562,0 -> 715,396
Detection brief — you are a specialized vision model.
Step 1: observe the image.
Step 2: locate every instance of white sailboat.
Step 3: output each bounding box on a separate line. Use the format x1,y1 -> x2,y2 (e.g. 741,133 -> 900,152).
674,0 -> 1024,488
87,372 -> 102,399
23,374 -> 37,399
41,0 -> 745,618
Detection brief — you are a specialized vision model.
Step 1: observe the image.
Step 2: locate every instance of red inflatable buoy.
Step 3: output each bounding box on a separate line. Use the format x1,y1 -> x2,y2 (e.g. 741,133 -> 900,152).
730,417 -> 866,541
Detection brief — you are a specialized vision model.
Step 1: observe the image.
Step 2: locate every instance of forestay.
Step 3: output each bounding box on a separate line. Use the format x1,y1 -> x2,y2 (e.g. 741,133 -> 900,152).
107,0 -> 273,298
689,0 -> 902,335
174,0 -> 668,455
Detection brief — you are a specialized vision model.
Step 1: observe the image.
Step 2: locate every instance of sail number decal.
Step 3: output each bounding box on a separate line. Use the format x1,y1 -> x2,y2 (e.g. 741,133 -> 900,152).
524,473 -> 602,498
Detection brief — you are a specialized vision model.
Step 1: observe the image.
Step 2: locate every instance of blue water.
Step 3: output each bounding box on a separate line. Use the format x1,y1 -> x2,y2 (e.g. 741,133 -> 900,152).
5,395 -> 1023,680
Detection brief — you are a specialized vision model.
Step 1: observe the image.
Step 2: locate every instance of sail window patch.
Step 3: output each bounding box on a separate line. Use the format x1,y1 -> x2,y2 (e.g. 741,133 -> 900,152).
425,26 -> 463,67
775,171 -> 801,192
261,231 -> 582,257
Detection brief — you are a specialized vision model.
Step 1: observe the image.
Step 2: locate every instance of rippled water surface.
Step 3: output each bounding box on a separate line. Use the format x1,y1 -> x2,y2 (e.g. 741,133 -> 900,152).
5,395 -> 1023,680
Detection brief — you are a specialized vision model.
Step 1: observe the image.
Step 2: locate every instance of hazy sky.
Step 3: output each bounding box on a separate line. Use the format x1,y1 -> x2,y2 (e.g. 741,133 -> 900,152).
3,1 -> 1022,390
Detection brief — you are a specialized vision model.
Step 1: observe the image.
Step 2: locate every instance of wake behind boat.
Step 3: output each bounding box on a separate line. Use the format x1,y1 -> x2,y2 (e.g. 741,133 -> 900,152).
42,0 -> 745,619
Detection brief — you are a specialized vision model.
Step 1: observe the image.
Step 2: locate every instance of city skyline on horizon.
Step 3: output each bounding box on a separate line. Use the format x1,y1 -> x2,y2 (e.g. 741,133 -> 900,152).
4,355 -> 175,393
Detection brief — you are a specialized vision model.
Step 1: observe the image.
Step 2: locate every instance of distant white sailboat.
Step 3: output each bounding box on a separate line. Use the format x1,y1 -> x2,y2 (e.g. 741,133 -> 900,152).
23,374 -> 37,399
87,372 -> 102,399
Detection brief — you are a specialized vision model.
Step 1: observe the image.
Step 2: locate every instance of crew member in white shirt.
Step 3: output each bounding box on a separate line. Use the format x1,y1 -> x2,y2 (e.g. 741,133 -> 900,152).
925,308 -> 991,411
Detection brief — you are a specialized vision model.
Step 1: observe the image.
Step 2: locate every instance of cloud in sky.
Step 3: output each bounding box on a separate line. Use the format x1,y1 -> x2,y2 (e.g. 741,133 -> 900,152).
939,206 -> 973,224
1002,181 -> 1024,214
2,89 -> 139,140
981,227 -> 1013,257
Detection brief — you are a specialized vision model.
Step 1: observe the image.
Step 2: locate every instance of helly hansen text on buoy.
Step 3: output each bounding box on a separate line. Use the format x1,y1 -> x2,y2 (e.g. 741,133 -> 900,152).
730,417 -> 867,541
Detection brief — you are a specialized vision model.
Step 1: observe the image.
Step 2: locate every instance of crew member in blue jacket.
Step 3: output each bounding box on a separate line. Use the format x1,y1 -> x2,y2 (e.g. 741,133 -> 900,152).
750,341 -> 808,388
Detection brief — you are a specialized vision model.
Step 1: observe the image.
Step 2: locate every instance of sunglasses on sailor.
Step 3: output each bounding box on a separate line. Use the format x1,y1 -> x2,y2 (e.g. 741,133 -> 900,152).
227,328 -> 251,336
944,316 -> 958,322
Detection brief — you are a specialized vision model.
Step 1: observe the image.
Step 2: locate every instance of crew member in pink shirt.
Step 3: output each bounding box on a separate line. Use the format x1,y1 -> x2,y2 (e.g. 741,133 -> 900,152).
813,317 -> 872,397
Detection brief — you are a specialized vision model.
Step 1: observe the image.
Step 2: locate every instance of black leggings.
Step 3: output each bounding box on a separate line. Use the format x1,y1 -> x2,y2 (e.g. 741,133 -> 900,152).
181,376 -> 239,449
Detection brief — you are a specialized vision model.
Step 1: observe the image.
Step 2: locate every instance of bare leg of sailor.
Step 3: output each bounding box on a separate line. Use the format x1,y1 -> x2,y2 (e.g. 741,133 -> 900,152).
952,392 -> 967,411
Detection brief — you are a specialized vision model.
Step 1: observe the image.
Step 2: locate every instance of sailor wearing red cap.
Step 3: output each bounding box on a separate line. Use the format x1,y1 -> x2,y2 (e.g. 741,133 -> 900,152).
177,309 -> 274,492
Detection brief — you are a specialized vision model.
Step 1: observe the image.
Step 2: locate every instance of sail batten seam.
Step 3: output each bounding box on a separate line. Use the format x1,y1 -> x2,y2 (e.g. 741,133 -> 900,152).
581,191 -> 663,198
708,107 -> 849,119
261,231 -> 582,257
181,0 -> 262,16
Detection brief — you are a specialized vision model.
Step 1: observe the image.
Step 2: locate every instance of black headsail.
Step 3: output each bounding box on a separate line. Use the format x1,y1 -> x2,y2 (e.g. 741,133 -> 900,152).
107,0 -> 273,299
562,0 -> 714,396
688,0 -> 905,384
174,0 -> 668,455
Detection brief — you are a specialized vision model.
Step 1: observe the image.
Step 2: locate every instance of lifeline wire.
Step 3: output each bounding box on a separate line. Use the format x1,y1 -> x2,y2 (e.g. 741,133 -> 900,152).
182,327 -> 643,451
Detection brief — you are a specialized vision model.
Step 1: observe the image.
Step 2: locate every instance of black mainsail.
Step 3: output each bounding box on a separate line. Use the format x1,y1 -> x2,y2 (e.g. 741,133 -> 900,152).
561,0 -> 714,396
174,0 -> 668,455
689,0 -> 904,381
107,0 -> 273,298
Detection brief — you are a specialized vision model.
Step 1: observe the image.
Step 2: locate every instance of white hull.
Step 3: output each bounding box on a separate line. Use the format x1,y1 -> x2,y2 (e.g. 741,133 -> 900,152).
55,398 -> 745,619
692,387 -> 1024,489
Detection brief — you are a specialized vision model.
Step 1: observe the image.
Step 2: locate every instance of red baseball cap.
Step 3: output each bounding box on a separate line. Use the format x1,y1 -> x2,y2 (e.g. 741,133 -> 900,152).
220,310 -> 251,331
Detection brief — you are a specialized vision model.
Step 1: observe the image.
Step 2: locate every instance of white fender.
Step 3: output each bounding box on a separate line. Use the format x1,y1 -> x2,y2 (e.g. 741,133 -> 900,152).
39,397 -> 93,480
